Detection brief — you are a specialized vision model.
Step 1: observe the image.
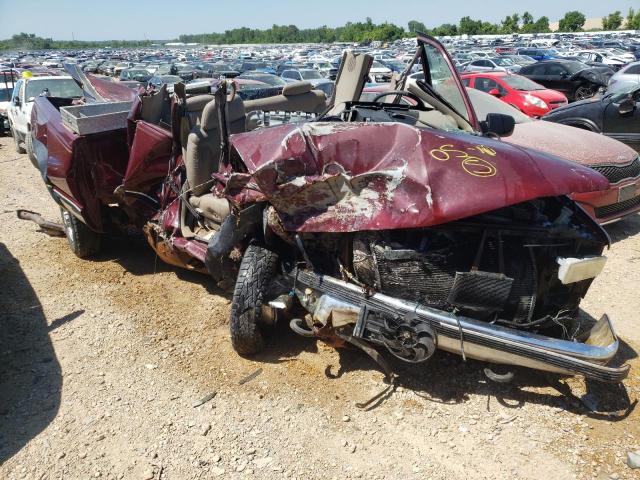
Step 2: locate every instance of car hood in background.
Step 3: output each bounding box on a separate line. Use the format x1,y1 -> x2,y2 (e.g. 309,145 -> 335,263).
542,95 -> 603,118
506,120 -> 637,166
528,88 -> 567,103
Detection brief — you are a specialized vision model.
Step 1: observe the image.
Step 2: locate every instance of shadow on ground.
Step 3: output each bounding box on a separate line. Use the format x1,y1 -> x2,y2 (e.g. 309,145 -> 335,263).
86,235 -> 230,298
605,213 -> 640,244
0,243 -> 68,463
255,315 -> 638,421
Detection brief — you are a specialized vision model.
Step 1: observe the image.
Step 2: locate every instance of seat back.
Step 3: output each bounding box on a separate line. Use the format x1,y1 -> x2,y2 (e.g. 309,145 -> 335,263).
243,81 -> 327,114
327,52 -> 373,115
180,94 -> 214,152
184,95 -> 245,196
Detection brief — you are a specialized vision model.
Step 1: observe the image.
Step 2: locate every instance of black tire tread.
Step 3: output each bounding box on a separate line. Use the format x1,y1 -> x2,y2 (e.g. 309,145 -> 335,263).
12,127 -> 25,154
60,208 -> 102,259
230,245 -> 279,355
25,132 -> 37,168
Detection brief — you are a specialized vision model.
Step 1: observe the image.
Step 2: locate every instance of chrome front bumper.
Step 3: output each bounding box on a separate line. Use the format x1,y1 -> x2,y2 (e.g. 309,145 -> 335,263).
290,269 -> 629,383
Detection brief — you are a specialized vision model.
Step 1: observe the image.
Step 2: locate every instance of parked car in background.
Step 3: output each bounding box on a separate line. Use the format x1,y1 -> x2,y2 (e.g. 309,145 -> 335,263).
461,72 -> 567,117
237,71 -> 287,87
195,63 -> 239,79
569,50 -> 625,71
148,74 -> 181,92
516,48 -> 557,61
464,57 -> 520,73
607,62 -> 640,94
281,69 -> 334,96
368,60 -> 392,82
119,68 -> 151,84
498,54 -> 537,67
469,87 -> 640,224
543,83 -> 640,152
0,80 -> 15,134
556,56 -> 617,82
7,75 -> 82,165
519,60 -> 608,101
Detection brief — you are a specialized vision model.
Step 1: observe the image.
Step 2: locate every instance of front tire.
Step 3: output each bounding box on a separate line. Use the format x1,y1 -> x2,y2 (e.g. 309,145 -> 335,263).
60,208 -> 102,258
574,86 -> 594,101
25,132 -> 37,169
230,244 -> 279,355
12,127 -> 25,154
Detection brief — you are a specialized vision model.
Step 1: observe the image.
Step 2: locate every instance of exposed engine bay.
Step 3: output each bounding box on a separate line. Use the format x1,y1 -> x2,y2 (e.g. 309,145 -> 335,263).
291,196 -> 607,346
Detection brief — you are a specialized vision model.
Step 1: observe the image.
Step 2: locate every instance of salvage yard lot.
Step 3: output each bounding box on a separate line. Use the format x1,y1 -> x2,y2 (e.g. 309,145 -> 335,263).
0,134 -> 639,479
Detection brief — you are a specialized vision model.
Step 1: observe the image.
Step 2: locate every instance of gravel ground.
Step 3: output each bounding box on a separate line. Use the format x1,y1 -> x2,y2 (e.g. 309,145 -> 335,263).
0,134 -> 639,480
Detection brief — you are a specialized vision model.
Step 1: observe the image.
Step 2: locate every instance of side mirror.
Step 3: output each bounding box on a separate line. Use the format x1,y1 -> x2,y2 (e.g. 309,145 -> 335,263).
618,96 -> 635,115
481,113 -> 515,137
488,88 -> 501,97
12,96 -> 20,107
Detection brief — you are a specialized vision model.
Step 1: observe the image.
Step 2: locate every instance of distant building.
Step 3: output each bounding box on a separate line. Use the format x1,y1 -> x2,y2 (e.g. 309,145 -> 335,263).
549,17 -> 603,32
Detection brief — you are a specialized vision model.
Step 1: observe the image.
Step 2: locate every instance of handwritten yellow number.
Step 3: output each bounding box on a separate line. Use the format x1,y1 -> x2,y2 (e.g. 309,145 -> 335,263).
473,145 -> 496,157
429,143 -> 498,178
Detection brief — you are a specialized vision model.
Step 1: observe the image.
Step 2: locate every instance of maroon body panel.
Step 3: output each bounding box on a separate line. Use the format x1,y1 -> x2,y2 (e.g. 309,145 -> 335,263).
33,96 -> 129,231
123,121 -> 172,192
85,73 -> 138,103
228,122 -> 609,232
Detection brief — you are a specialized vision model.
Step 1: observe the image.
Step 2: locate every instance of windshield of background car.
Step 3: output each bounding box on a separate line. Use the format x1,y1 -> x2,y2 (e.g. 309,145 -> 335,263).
422,42 -> 471,123
0,87 -> 12,101
160,75 -> 181,84
26,78 -> 82,100
493,57 -> 515,66
502,75 -> 545,91
563,61 -> 588,75
300,70 -> 322,80
608,83 -> 640,101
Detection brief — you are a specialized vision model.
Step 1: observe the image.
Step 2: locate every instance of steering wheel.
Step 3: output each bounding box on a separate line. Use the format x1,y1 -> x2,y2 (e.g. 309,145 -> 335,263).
370,90 -> 423,106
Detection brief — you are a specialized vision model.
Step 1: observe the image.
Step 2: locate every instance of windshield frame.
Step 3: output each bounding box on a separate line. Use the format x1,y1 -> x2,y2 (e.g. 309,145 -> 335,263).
414,34 -> 479,131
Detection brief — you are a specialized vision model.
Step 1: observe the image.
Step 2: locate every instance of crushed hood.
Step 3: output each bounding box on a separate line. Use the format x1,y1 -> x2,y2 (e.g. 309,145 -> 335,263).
229,122 -> 609,232
64,63 -> 137,103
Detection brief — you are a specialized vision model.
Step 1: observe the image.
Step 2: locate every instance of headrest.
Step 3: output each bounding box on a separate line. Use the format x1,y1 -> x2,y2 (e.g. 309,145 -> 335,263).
185,94 -> 214,113
200,95 -> 245,130
282,81 -> 313,96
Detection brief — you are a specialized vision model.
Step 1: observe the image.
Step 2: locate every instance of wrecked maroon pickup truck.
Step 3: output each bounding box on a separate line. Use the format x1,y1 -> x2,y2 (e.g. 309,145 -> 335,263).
27,35 -> 629,384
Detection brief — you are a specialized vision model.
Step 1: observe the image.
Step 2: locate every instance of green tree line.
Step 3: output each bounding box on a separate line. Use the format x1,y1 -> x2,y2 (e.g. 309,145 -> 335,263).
2,9 -> 640,50
0,32 -> 154,51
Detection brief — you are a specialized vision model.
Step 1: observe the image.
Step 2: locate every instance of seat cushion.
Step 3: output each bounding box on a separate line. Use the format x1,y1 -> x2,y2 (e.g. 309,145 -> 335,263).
189,194 -> 230,223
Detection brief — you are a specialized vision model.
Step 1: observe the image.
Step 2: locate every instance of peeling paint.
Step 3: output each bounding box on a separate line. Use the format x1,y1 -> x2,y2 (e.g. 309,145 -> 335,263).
227,121 -> 609,233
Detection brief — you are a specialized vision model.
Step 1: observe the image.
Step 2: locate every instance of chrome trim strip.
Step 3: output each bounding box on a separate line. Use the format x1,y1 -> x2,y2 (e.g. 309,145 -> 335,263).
290,269 -> 629,382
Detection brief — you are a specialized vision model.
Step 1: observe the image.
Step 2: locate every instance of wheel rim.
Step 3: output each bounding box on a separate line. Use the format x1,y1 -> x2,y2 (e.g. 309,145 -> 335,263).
575,87 -> 592,100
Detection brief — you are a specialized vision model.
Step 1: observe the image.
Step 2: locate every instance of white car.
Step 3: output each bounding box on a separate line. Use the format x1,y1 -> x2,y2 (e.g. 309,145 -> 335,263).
572,50 -> 625,69
7,76 -> 82,165
0,81 -> 15,134
367,60 -> 392,83
464,58 -> 520,73
607,61 -> 640,93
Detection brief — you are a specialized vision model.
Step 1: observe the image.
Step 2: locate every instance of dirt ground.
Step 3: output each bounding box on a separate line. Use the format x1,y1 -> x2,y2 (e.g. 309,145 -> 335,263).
0,134 -> 639,480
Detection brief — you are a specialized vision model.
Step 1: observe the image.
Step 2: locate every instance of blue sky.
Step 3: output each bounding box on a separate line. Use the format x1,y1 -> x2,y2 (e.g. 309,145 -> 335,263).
0,0 -> 636,40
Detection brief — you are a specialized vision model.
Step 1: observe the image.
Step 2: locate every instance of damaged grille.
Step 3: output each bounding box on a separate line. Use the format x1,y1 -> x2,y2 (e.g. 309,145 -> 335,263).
594,195 -> 640,219
358,232 -> 539,324
590,158 -> 640,184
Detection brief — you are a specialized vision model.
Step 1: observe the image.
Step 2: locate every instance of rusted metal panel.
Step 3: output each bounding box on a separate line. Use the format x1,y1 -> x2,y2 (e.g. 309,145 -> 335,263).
228,122 -> 609,232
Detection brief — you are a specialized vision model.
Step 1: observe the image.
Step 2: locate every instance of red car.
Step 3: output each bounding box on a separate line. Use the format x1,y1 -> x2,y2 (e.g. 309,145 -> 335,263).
461,71 -> 567,118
